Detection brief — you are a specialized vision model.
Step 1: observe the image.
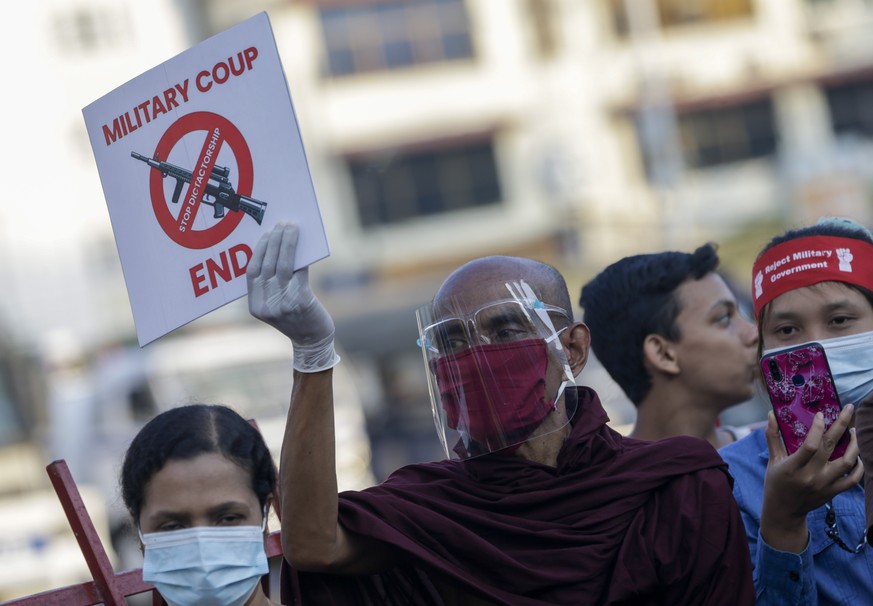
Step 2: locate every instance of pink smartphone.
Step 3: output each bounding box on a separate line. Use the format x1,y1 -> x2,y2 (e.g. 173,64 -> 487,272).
760,342 -> 850,461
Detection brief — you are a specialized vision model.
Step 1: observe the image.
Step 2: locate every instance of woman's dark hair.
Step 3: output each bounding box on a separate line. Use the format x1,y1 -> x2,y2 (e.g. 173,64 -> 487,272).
756,217 -> 873,354
120,404 -> 277,524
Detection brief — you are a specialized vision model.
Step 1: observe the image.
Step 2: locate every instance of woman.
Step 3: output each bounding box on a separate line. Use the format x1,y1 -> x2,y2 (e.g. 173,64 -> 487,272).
719,217 -> 873,604
121,403 -> 281,606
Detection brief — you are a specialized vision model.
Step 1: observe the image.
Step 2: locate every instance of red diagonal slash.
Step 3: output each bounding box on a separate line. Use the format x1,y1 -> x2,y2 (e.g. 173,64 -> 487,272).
175,127 -> 226,231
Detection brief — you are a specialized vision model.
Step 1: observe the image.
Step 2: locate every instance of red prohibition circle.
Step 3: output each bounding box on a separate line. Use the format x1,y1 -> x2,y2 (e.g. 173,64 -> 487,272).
150,112 -> 253,249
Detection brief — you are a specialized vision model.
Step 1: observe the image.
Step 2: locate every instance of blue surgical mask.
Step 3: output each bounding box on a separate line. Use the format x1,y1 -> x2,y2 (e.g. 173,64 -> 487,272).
765,330 -> 873,406
140,521 -> 268,606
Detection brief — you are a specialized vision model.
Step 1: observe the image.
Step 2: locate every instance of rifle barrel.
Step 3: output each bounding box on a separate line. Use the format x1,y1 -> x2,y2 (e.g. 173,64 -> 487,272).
130,151 -> 166,171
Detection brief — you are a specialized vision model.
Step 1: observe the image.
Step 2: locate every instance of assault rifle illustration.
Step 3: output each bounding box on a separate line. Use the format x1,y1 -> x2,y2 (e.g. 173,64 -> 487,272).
131,151 -> 267,224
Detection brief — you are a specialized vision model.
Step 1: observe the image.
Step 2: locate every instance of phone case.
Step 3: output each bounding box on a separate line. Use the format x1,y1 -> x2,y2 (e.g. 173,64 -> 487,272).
760,342 -> 849,461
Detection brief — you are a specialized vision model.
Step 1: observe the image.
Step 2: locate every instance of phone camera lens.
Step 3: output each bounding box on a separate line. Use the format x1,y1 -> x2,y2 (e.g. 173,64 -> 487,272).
768,359 -> 783,382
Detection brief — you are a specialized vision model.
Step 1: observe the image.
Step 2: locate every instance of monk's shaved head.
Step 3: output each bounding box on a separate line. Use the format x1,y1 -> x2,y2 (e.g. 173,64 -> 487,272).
434,256 -> 573,319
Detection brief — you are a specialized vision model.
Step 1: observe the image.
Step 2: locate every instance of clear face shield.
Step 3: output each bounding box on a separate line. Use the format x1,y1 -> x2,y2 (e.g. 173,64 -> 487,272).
416,280 -> 578,460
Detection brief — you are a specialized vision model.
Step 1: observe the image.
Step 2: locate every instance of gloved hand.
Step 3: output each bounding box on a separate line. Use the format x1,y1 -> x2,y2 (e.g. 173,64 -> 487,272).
247,223 -> 340,373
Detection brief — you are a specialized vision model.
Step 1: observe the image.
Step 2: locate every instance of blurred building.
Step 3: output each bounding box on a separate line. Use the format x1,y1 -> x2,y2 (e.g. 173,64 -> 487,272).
4,0 -> 873,472
189,0 -> 873,466
2,3 -> 872,597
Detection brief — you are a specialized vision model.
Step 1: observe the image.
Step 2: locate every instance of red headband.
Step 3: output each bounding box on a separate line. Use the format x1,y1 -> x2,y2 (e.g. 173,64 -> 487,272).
752,235 -> 873,319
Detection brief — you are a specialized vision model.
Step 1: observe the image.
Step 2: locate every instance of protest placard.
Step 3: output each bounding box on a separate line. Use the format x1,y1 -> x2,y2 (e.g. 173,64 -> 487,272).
83,12 -> 328,346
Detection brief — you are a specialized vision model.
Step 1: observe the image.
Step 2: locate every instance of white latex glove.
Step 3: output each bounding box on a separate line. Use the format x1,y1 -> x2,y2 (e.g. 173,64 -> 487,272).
247,223 -> 340,372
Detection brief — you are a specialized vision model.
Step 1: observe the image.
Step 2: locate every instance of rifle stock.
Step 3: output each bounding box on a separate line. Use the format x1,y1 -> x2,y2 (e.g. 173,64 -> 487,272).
237,195 -> 267,224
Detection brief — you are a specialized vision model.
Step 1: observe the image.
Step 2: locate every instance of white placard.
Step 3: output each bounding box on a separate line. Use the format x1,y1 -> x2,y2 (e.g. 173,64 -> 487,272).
83,12 -> 328,346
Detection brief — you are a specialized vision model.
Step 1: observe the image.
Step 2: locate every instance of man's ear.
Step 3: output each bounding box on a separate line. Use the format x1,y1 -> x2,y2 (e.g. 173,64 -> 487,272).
643,334 -> 679,376
563,323 -> 590,376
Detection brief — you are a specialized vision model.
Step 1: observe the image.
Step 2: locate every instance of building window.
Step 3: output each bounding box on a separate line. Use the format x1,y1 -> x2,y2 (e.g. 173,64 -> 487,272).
609,0 -> 754,35
0,377 -> 25,446
674,97 -> 777,169
636,97 -> 777,175
320,0 -> 474,77
53,6 -> 131,53
825,79 -> 873,138
527,0 -> 560,58
348,137 -> 502,227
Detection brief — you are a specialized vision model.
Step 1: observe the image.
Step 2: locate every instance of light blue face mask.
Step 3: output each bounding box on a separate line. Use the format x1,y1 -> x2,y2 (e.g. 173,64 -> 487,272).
140,518 -> 268,606
818,330 -> 873,405
764,330 -> 873,406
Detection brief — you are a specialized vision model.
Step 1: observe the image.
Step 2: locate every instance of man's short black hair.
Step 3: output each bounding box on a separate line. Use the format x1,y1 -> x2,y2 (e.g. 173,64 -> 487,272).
579,243 -> 719,405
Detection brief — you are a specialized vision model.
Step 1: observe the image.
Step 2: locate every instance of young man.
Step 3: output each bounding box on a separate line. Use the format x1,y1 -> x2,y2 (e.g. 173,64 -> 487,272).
579,243 -> 760,448
248,224 -> 754,605
720,218 -> 870,604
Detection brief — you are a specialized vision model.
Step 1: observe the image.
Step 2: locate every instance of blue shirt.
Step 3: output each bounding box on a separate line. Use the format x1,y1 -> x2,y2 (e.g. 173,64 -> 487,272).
719,429 -> 872,605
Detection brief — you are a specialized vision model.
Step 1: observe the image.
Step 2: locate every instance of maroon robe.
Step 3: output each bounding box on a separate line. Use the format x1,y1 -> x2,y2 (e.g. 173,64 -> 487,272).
282,387 -> 754,605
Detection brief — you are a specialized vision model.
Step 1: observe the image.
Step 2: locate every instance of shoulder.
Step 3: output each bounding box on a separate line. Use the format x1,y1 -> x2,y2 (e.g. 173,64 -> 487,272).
621,432 -> 724,469
673,471 -> 738,511
358,459 -> 466,496
336,460 -> 462,513
720,419 -> 767,443
718,427 -> 767,465
647,464 -> 742,533
717,428 -> 768,503
608,434 -> 732,497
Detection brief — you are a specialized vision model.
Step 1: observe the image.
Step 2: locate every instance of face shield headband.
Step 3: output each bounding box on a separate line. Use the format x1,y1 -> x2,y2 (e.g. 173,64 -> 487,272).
752,236 -> 873,320
416,280 -> 577,460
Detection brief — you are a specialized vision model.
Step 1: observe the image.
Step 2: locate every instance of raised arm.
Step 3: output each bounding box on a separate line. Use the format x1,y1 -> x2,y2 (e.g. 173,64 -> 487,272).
247,223 -> 392,574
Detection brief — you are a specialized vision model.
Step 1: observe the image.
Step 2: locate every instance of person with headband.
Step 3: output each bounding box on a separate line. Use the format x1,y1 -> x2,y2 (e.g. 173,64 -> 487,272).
719,217 -> 873,605
247,222 -> 754,605
120,404 -> 281,606
580,243 -> 760,449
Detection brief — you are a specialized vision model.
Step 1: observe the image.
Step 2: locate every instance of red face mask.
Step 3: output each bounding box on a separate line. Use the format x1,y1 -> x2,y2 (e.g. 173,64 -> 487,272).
432,339 -> 554,448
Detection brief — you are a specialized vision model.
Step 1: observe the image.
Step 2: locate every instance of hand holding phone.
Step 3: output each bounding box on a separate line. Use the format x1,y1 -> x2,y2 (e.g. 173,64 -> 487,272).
760,342 -> 850,461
